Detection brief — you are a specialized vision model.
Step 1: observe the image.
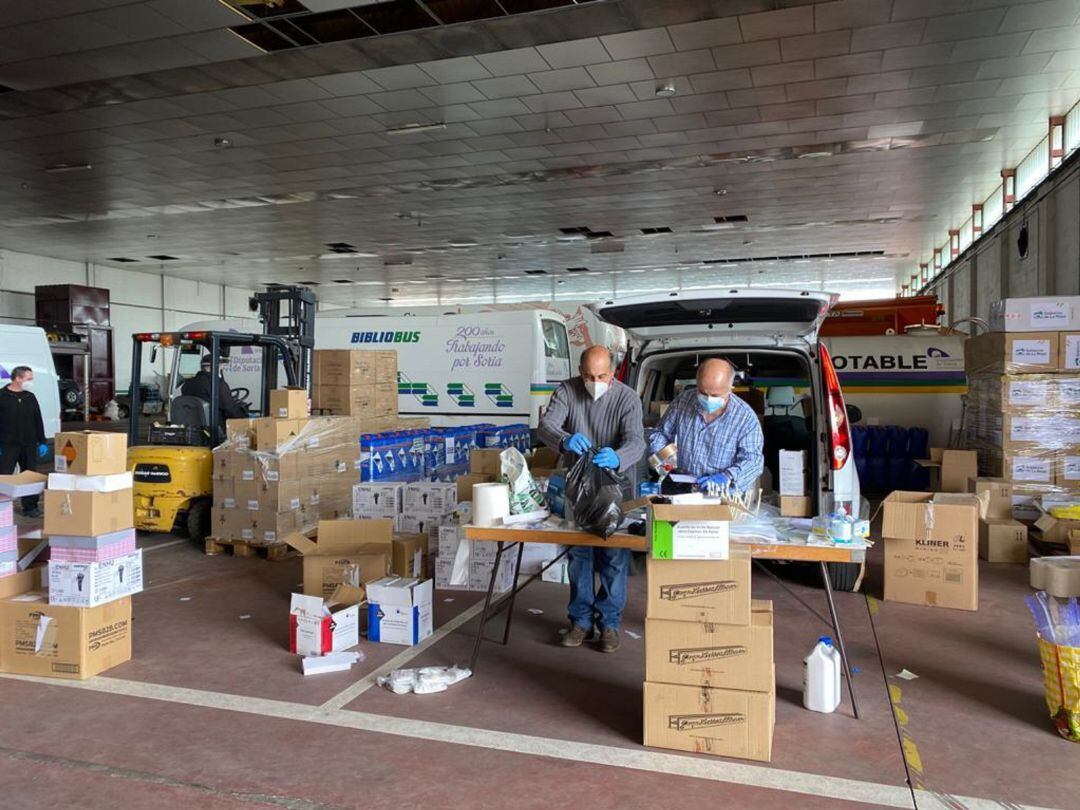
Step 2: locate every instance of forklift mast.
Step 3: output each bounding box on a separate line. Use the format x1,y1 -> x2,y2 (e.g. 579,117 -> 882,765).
249,285 -> 317,415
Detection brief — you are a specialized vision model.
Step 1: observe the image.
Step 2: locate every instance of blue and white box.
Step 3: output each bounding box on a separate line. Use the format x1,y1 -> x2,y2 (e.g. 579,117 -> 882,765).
367,577 -> 433,646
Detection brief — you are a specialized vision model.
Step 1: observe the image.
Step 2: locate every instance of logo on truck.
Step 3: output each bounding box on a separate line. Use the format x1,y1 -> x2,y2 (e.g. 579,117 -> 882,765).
350,331 -> 421,344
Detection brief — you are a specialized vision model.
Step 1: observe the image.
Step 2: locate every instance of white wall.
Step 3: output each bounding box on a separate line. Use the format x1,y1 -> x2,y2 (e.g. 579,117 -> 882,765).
930,151 -> 1080,327
0,248 -> 255,393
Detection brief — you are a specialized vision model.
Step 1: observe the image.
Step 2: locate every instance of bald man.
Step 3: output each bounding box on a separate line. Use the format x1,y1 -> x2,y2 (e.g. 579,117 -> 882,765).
538,345 -> 645,653
649,358 -> 764,492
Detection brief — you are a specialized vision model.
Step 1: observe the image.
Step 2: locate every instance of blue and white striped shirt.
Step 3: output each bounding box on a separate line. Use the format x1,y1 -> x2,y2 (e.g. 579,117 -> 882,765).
648,390 -> 765,490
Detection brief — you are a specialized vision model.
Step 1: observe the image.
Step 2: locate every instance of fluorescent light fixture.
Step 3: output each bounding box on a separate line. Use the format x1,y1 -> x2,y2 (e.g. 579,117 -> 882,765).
317,252 -> 378,259
385,123 -> 447,136
44,163 -> 92,174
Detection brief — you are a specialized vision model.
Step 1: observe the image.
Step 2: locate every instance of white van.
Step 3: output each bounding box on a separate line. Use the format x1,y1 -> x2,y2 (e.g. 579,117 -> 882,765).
595,288 -> 862,589
0,324 -> 62,439
315,310 -> 572,428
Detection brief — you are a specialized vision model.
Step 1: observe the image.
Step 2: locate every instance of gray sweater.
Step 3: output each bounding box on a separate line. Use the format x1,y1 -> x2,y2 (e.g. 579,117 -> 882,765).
537,377 -> 645,473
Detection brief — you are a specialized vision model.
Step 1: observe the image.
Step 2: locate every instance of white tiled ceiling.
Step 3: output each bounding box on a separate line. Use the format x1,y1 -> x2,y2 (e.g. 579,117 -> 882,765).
0,0 -> 1078,307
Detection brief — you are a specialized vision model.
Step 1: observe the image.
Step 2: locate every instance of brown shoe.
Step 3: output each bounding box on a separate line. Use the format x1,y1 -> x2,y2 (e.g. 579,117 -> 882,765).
599,628 -> 620,653
560,625 -> 589,647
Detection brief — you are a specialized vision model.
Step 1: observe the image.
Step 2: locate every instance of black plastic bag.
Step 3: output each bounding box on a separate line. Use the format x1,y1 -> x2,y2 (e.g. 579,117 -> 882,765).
565,449 -> 628,539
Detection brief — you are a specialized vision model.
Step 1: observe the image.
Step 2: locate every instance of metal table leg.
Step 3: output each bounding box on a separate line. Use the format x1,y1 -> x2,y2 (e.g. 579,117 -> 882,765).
501,541 -> 526,645
468,541 -> 505,673
819,561 -> 860,719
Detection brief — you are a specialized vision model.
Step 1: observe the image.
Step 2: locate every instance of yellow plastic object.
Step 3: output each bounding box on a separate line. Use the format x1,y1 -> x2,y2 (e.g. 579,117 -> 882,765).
1037,638 -> 1080,742
1049,505 -> 1080,520
127,445 -> 213,534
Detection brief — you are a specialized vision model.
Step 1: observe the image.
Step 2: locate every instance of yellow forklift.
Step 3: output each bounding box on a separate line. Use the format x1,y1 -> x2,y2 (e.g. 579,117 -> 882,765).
126,287 -> 315,541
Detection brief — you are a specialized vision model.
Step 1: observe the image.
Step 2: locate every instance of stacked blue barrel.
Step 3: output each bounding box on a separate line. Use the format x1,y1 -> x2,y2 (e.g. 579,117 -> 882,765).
851,425 -> 931,492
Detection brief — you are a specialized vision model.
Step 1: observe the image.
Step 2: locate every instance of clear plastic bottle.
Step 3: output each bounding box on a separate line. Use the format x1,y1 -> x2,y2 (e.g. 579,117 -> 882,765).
803,636 -> 842,713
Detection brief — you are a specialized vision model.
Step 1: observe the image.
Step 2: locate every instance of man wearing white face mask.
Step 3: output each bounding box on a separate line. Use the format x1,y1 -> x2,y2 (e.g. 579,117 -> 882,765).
538,345 -> 645,653
0,366 -> 49,518
649,358 -> 764,493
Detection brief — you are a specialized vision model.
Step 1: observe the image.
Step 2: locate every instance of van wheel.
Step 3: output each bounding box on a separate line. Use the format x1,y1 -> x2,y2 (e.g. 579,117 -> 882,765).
827,562 -> 860,592
186,499 -> 211,543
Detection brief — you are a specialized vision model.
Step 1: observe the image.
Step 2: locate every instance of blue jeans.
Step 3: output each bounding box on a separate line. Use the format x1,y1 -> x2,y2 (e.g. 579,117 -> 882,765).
566,546 -> 631,632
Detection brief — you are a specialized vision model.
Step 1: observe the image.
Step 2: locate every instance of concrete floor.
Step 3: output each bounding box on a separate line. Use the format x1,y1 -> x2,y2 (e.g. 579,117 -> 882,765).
0,516 -> 1072,810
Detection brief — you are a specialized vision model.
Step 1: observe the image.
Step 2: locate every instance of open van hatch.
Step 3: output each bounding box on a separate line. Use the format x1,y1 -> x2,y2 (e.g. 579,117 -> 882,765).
596,289 -> 836,342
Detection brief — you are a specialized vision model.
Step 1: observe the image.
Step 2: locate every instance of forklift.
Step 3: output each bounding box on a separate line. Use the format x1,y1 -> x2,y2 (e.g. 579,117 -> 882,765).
126,287 -> 316,542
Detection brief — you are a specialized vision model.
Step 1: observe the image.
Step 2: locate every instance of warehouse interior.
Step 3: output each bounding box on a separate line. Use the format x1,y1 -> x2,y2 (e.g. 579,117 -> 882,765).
2,1 -> 1080,808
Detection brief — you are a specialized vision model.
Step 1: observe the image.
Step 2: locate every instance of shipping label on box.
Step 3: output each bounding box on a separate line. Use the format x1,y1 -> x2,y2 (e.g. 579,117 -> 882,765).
643,681 -> 774,763
645,602 -> 773,691
650,519 -> 730,560
965,332 -> 1059,374
47,549 -> 144,608
1059,455 -> 1080,486
1006,455 -> 1054,483
53,432 -> 128,476
645,553 -> 751,624
778,450 -> 806,496
881,492 -> 979,611
367,577 -> 433,645
1061,333 -> 1080,371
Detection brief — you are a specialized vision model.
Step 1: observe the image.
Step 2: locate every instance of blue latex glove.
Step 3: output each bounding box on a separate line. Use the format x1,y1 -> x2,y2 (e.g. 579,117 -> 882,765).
593,447 -> 620,469
565,433 -> 592,455
697,472 -> 730,490
37,443 -> 48,459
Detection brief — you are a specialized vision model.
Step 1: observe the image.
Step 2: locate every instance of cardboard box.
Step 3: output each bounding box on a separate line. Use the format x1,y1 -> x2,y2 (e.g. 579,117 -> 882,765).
0,471 -> 48,498
456,473 -> 493,502
645,552 -> 751,625
1058,454 -> 1080,487
999,413 -> 1080,451
285,519 -> 391,598
881,491 -> 979,611
48,472 -> 133,493
921,448 -> 979,493
1061,332 -> 1080,371
648,502 -> 734,560
367,577 -> 433,645
53,432 -> 127,476
270,388 -> 309,419
990,296 -> 1080,332
468,555 -> 515,593
316,350 -> 376,387
48,549 -> 144,607
375,383 -> 397,415
402,481 -> 457,516
778,450 -> 806,496
780,495 -> 813,517
1034,513 -> 1080,546
313,384 -> 378,416
352,482 -> 403,519
646,601 -> 773,691
1011,485 -> 1045,522
643,681 -> 774,763
225,418 -> 255,446
395,514 -> 441,537
44,489 -> 134,537
979,519 -> 1028,563
48,528 -> 136,564
470,448 -> 503,477
964,331 -> 1059,374
0,569 -> 131,679
288,588 -> 363,656
971,478 -> 1013,520
375,351 -> 398,384
252,418 -> 301,452
392,534 -> 428,578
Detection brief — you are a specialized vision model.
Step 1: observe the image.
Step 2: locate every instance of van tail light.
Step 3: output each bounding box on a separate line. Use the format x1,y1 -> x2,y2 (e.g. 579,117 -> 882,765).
615,349 -> 631,383
820,344 -> 850,471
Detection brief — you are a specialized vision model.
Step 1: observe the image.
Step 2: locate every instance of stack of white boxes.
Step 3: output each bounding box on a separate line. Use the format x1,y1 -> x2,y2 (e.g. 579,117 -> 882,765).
401,481 -> 457,553
434,526 -> 515,593
45,432 -> 143,607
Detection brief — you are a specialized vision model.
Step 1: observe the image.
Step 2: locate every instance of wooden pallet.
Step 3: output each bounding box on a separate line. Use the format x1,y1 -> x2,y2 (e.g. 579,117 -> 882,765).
204,537 -> 293,561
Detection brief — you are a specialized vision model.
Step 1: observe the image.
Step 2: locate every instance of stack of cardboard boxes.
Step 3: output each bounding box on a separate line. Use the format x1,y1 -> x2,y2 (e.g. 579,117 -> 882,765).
964,299 -> 1080,531
211,391 -> 361,545
642,502 -> 775,762
0,431 -> 137,680
971,478 -> 1030,563
312,349 -> 398,419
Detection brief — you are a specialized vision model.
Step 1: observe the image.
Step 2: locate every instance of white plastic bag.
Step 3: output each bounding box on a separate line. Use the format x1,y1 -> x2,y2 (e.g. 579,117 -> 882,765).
500,448 -> 547,515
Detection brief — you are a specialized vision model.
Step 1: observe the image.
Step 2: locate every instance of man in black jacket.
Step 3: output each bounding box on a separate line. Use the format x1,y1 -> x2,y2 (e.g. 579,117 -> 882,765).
0,366 -> 48,517
180,355 -> 248,421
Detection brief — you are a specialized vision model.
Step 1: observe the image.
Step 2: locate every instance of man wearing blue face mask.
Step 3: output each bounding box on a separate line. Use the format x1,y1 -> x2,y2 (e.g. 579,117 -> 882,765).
649,358 -> 764,493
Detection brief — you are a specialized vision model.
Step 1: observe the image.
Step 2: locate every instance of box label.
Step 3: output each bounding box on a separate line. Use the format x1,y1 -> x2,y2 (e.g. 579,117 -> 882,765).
672,521 -> 729,560
1012,340 -> 1050,364
1031,301 -> 1069,326
1064,334 -> 1080,370
1063,456 -> 1080,482
1007,380 -> 1047,406
1011,457 -> 1052,482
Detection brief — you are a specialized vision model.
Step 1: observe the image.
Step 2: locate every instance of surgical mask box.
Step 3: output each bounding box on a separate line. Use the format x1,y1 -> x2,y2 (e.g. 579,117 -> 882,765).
0,568 -> 132,680
352,483 -> 404,519
367,577 -> 433,646
648,503 -> 735,561
778,450 -> 806,496
289,588 -> 363,656
53,432 -> 127,475
48,549 -> 144,608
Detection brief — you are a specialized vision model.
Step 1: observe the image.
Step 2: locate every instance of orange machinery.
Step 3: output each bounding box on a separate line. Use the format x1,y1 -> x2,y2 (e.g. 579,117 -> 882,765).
819,296 -> 943,337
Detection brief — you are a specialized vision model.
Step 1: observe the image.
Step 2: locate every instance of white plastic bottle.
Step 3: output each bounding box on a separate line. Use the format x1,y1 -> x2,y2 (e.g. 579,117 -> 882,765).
803,636 -> 842,713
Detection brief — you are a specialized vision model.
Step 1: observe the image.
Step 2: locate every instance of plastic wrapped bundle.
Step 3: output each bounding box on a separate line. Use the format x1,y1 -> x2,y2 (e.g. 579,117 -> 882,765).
565,450 -> 627,539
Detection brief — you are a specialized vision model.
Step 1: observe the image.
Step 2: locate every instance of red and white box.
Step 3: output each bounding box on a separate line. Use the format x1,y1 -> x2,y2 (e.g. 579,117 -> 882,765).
48,528 -> 137,563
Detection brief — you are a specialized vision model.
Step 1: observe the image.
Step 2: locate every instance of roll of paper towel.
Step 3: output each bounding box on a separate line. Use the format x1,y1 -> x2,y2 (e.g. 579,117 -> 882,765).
473,483 -> 511,526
